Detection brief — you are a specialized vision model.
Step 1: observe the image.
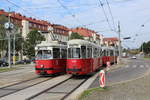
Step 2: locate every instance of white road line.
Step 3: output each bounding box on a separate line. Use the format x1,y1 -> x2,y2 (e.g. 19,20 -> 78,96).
133,65 -> 137,68
140,65 -> 144,68
124,65 -> 129,68
145,65 -> 149,68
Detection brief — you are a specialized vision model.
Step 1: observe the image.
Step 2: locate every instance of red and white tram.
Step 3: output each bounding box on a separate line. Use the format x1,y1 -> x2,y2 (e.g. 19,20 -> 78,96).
66,39 -> 102,75
102,47 -> 118,66
35,41 -> 67,75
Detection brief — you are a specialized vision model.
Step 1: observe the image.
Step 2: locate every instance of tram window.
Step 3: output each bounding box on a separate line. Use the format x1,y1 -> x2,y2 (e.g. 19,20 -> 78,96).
99,49 -> 102,56
43,50 -> 52,59
53,48 -> 60,59
107,50 -> 110,56
101,50 -> 104,56
94,48 -> 98,58
81,46 -> 86,58
36,50 -> 52,59
68,48 -> 72,58
110,50 -> 114,56
98,49 -> 100,57
103,50 -> 107,56
68,48 -> 80,58
73,48 -> 80,58
61,49 -> 67,58
87,48 -> 92,58
36,50 -> 42,60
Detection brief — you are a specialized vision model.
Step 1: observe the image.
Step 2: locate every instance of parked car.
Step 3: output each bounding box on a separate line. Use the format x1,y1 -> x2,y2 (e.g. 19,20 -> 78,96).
0,60 -> 8,67
131,56 -> 137,59
16,60 -> 25,64
16,59 -> 31,64
23,59 -> 31,64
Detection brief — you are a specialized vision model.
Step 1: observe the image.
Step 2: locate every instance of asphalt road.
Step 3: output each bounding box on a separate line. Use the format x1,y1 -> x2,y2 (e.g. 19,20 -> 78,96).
89,58 -> 150,88
0,64 -> 36,87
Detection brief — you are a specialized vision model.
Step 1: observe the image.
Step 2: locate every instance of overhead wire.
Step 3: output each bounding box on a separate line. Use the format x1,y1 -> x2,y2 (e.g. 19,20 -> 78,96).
98,0 -> 113,31
56,0 -> 83,25
4,0 -> 42,20
23,4 -> 99,9
77,20 -> 106,27
105,0 -> 116,30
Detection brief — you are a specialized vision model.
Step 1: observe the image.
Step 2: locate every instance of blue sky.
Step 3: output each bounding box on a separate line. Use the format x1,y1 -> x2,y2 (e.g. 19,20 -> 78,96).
1,0 -> 150,49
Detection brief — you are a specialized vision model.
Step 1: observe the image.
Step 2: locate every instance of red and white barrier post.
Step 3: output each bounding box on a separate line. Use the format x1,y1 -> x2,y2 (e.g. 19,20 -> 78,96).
99,70 -> 105,88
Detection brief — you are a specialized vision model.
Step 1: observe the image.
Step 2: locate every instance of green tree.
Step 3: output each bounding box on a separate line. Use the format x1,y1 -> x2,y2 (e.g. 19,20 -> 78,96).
10,33 -> 24,52
141,41 -> 150,54
23,29 -> 45,58
0,15 -> 8,58
70,32 -> 84,40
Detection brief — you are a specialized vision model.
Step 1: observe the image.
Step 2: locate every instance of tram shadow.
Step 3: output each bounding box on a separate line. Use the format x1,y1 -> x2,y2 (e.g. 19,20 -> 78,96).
71,66 -> 106,80
38,72 -> 66,78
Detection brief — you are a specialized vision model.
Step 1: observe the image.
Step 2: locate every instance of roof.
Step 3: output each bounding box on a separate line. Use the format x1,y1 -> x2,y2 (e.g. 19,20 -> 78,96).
71,27 -> 94,37
52,24 -> 70,36
103,37 -> 118,42
0,9 -> 50,26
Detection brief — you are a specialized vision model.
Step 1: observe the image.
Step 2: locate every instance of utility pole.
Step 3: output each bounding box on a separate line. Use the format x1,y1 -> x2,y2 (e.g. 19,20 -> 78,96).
118,21 -> 121,62
8,8 -> 11,68
13,29 -> 16,65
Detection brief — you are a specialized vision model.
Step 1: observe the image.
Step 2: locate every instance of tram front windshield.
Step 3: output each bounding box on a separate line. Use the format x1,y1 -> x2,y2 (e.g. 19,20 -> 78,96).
36,50 -> 52,60
68,48 -> 80,58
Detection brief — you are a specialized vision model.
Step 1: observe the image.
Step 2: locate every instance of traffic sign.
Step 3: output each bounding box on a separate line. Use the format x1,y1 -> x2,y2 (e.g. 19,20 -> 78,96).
4,22 -> 14,30
99,70 -> 105,88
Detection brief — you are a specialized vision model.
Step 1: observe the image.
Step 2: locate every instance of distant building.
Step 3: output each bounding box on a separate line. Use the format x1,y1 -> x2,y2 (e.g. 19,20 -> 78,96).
0,9 -> 49,38
51,24 -> 70,42
0,9 -> 118,53
71,27 -> 103,45
103,37 -> 119,47
0,9 -> 70,43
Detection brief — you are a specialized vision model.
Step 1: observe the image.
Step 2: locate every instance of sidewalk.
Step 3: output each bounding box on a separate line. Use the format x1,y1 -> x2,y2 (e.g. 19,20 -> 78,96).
0,64 -> 35,87
80,68 -> 150,100
79,59 -> 150,100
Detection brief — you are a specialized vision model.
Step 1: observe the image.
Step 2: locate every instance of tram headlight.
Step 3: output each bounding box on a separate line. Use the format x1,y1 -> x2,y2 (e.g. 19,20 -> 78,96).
40,65 -> 44,68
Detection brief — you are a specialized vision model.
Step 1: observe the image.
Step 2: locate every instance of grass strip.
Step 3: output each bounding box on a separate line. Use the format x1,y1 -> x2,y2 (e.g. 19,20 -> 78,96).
79,87 -> 107,100
144,57 -> 150,60
0,67 -> 19,73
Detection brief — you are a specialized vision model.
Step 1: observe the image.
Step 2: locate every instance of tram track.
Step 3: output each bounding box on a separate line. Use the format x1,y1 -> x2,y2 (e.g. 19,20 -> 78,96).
0,76 -> 53,98
26,75 -> 90,100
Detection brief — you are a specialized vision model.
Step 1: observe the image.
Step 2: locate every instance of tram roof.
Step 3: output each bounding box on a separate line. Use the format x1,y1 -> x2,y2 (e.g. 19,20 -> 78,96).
102,46 -> 116,50
36,41 -> 66,47
68,39 -> 89,45
68,39 -> 100,47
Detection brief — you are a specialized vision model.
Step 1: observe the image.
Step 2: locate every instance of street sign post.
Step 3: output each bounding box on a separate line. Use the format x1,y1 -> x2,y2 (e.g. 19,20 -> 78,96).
99,70 -> 105,88
4,21 -> 14,68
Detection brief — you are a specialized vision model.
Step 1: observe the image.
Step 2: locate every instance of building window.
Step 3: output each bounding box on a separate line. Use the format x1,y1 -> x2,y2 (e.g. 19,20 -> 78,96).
29,23 -> 32,27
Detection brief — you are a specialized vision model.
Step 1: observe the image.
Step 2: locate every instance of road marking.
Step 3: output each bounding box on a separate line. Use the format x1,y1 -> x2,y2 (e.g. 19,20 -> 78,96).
140,65 -> 144,68
145,65 -> 149,68
133,65 -> 137,68
124,65 -> 129,68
